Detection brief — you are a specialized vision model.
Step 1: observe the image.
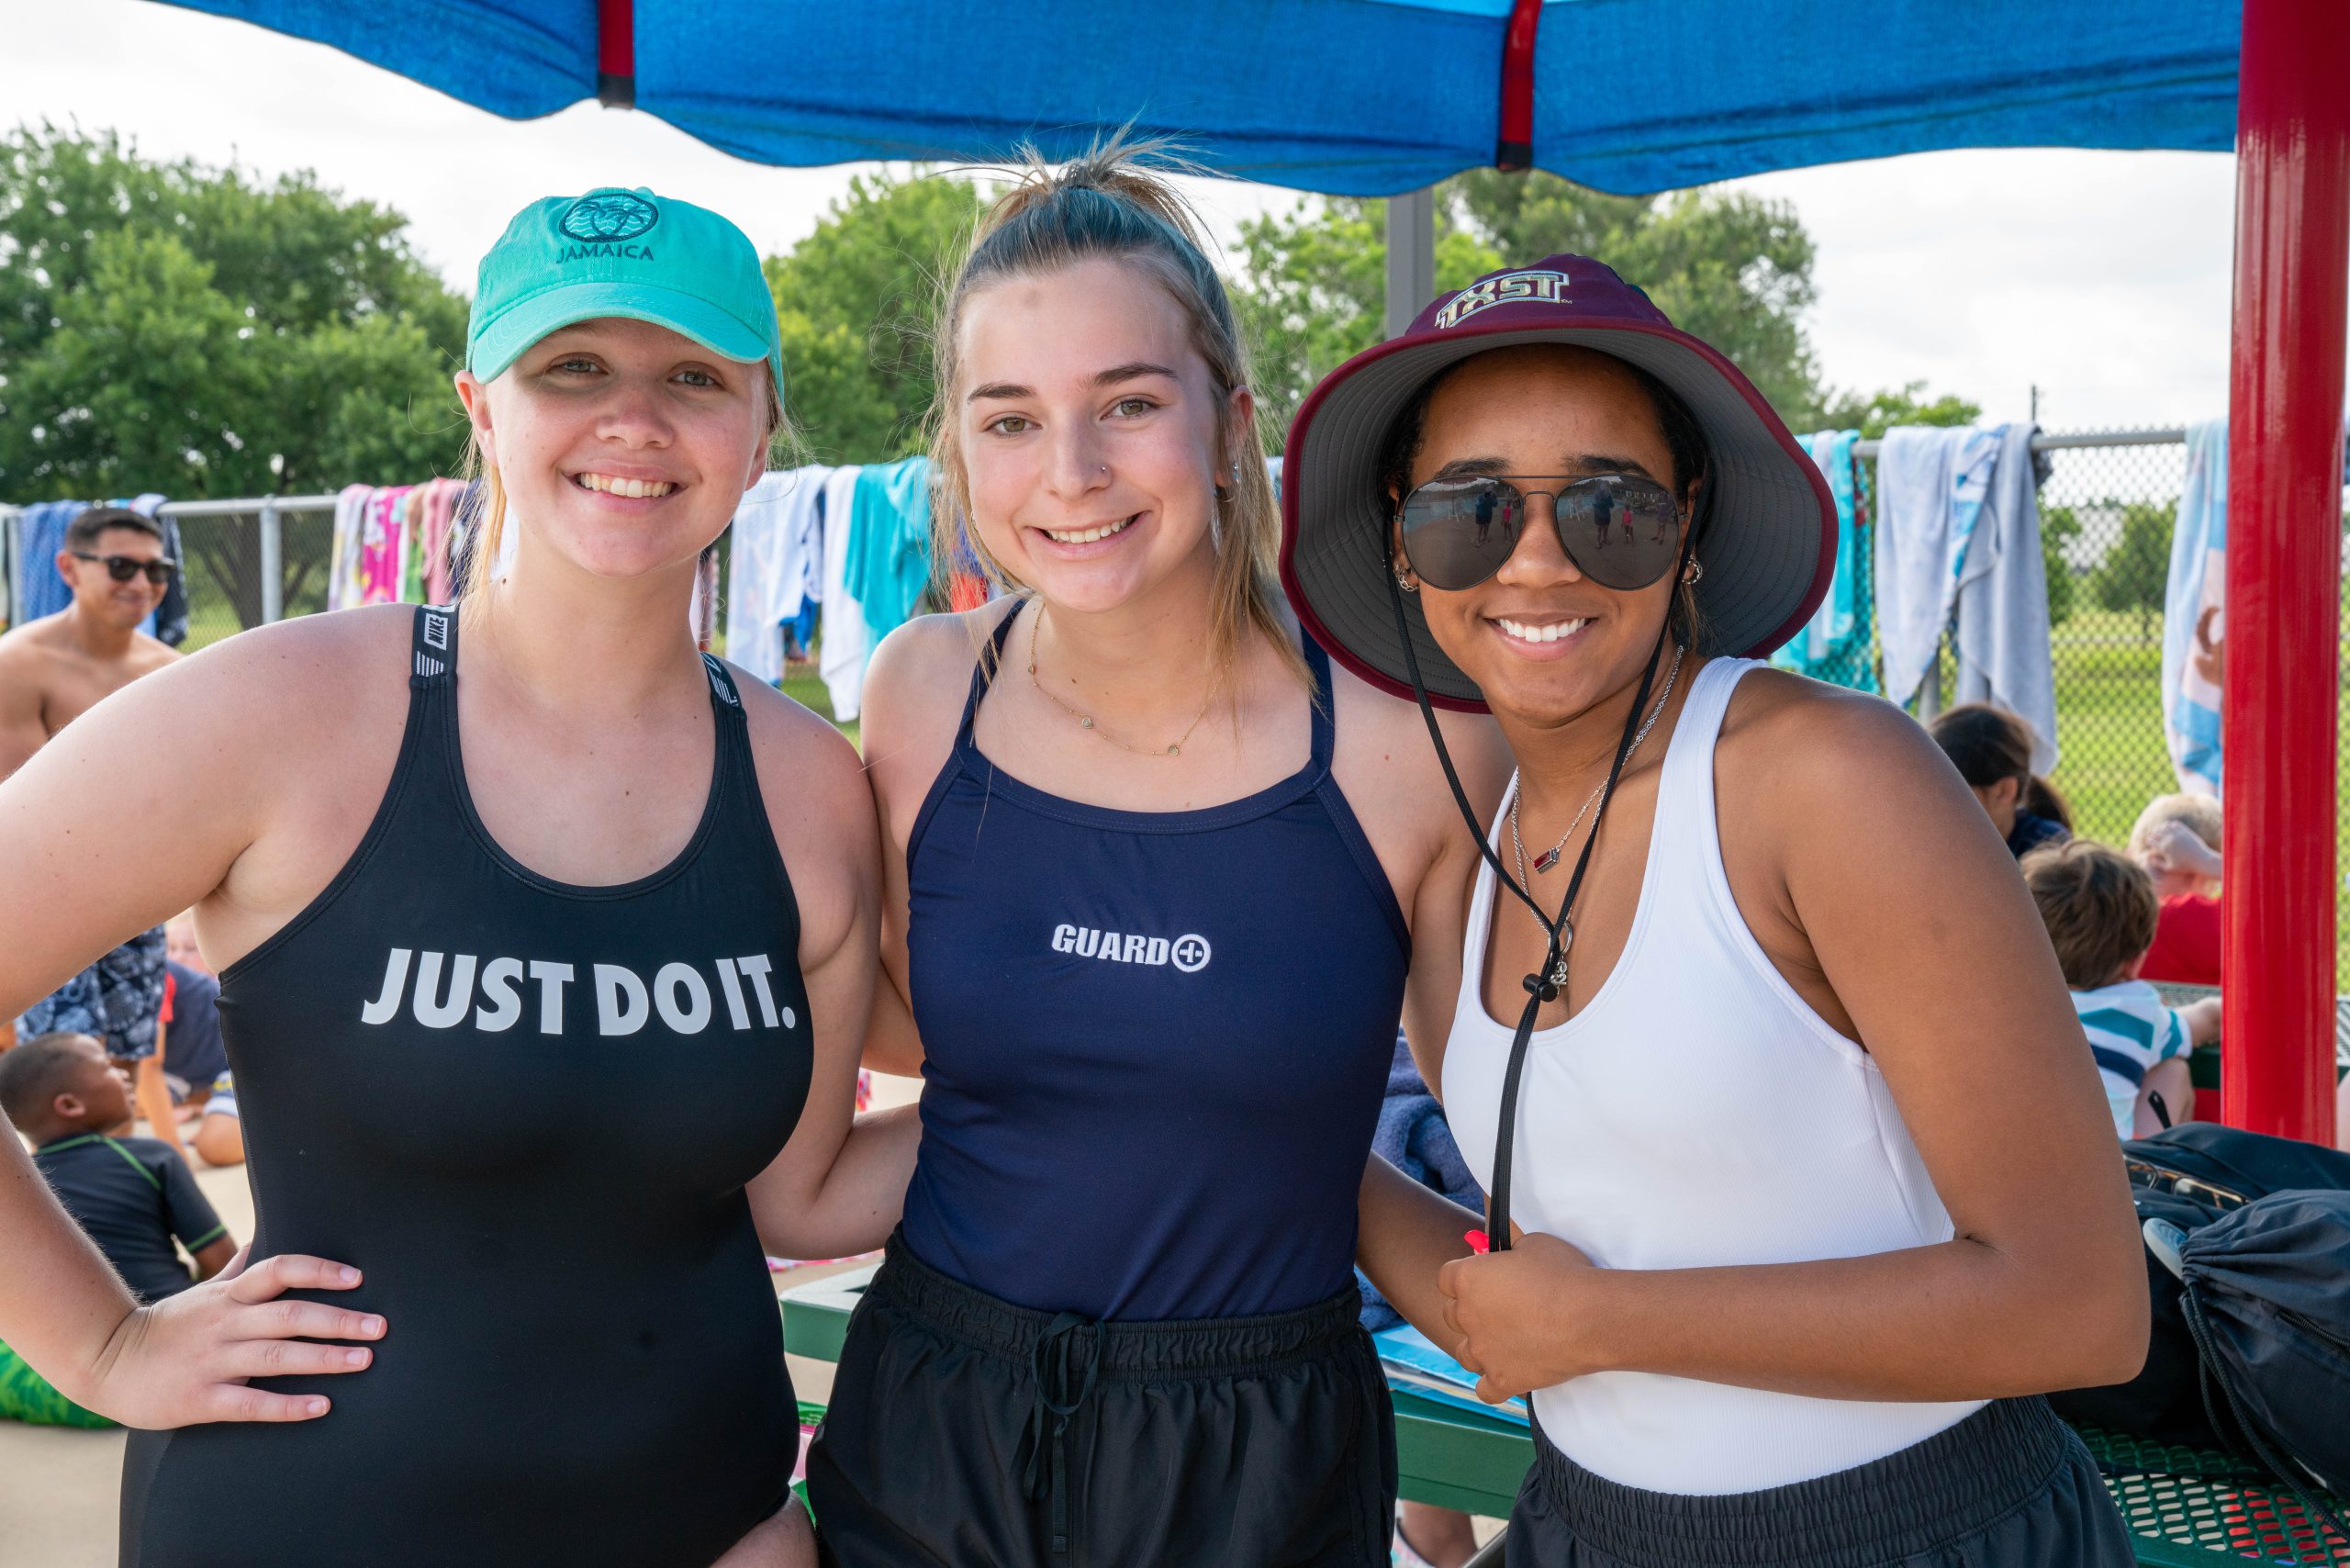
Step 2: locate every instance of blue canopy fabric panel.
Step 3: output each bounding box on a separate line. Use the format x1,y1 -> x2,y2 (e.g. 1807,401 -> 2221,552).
157,0 -> 2243,196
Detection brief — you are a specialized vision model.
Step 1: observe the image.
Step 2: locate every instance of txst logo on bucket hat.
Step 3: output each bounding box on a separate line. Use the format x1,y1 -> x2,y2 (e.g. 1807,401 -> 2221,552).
1432,267 -> 1573,330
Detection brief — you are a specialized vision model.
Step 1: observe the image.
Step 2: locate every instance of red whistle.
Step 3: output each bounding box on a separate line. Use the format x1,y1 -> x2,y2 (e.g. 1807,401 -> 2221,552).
1463,1229 -> 1491,1254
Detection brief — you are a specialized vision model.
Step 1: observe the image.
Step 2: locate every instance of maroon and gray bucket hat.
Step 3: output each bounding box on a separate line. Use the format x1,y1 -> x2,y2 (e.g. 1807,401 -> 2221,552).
1279,253 -> 1838,711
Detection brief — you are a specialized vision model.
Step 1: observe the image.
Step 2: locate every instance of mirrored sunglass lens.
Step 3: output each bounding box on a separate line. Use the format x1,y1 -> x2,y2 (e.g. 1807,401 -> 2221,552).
1402,479 -> 1521,589
1555,481 -> 1679,588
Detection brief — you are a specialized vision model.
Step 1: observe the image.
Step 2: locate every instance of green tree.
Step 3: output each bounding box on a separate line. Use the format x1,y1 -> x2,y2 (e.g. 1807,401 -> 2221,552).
2037,503 -> 2084,629
0,124 -> 467,504
1233,172 -> 1833,442
1231,197 -> 1499,440
2091,501 -> 2175,640
1450,172 -> 1822,422
762,170 -> 982,465
1814,380 -> 1981,441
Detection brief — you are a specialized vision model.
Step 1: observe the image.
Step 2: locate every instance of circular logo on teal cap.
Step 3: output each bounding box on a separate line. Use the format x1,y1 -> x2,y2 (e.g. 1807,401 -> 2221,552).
559,193 -> 660,243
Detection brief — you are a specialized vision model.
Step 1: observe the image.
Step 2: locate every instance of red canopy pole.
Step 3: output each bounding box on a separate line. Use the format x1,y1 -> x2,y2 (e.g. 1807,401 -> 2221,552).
596,0 -> 635,107
2221,0 -> 2349,1143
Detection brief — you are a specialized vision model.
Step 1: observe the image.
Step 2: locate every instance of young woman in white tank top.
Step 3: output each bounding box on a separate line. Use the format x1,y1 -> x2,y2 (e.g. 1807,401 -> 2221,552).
1287,256 -> 2145,1564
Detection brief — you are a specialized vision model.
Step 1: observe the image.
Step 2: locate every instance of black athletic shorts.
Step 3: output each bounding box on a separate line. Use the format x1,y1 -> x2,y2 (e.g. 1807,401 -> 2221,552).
1504,1396 -> 2135,1567
807,1236 -> 1395,1568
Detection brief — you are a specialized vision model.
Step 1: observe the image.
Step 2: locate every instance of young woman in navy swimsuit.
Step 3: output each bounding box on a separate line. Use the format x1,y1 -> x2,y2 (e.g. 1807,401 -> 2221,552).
806,144 -> 1508,1568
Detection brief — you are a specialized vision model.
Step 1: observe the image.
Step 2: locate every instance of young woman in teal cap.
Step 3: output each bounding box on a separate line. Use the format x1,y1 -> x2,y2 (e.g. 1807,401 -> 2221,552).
0,189 -> 906,1567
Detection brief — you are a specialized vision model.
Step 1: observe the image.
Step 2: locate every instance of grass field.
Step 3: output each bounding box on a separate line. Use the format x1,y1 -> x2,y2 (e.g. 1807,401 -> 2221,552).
1995,603 -> 2350,985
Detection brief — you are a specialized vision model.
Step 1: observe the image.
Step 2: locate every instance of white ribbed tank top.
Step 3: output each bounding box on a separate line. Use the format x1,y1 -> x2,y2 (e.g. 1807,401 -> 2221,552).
1441,658 -> 1982,1495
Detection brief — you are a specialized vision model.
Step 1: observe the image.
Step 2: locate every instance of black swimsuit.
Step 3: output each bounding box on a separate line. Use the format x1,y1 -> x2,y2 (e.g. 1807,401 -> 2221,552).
120,607 -> 814,1568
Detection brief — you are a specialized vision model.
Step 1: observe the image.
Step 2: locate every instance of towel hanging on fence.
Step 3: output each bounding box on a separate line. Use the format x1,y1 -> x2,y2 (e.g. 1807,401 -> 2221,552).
817,465 -> 869,722
328,484 -> 370,611
415,478 -> 467,606
1952,422 -> 2058,770
2164,419 -> 2227,797
1773,431 -> 1872,690
725,465 -> 829,684
119,494 -> 185,647
845,456 -> 934,648
1873,426 -> 2002,716
16,501 -> 86,622
361,487 -> 415,606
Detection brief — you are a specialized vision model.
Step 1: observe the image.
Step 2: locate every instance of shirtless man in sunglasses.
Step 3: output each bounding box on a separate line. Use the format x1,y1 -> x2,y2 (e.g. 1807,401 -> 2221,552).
0,505 -> 181,775
0,505 -> 182,1139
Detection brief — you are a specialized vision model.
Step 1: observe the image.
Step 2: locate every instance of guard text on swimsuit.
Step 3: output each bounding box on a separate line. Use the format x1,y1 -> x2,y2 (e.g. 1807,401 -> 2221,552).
1049,924 -> 1213,974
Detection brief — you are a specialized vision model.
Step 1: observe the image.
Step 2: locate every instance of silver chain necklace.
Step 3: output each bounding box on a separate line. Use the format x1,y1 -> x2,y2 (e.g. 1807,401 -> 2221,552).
1507,644 -> 1686,989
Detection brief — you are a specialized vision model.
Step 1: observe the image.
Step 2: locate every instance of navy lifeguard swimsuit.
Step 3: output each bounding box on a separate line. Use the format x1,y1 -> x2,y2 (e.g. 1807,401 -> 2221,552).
897,601 -> 1410,1320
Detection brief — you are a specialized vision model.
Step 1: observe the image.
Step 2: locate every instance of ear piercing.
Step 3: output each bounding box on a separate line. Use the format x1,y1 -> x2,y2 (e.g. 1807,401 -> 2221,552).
1683,559 -> 1705,584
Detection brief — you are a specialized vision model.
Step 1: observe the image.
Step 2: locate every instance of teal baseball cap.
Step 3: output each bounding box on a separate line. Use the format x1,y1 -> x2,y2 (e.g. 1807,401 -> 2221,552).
466,187 -> 784,409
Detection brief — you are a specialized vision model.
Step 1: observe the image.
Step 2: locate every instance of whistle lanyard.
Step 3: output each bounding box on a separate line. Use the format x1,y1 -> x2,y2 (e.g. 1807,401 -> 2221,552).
1380,528 -> 1690,1252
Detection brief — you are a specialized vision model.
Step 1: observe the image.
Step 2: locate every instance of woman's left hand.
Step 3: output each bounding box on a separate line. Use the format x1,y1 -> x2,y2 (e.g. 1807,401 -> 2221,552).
1437,1226 -> 1603,1403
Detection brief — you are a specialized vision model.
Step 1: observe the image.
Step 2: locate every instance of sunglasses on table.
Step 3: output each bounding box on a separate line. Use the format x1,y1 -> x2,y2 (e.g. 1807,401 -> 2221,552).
2123,1157 -> 2248,1212
70,552 -> 179,586
1398,473 -> 1684,592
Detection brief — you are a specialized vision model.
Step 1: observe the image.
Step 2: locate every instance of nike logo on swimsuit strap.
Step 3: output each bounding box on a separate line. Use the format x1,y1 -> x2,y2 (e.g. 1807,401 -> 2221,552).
357,948 -> 796,1036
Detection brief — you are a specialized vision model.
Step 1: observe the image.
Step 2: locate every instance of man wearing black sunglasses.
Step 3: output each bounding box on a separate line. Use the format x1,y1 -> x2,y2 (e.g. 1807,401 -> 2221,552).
0,505 -> 182,1149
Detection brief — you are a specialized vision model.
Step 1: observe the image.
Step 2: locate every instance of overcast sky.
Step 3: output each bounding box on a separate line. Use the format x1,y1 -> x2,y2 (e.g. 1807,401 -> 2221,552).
10,0 -> 2258,432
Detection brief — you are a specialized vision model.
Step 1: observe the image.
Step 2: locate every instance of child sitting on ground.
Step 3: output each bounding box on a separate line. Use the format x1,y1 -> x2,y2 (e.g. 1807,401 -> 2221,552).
2023,842 -> 2221,1137
0,1032 -> 236,1426
2129,793 -> 2223,985
192,1070 -> 244,1167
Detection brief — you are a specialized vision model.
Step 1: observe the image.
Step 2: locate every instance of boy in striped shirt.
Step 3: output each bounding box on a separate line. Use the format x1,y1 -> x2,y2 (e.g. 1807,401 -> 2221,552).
2024,841 -> 2221,1138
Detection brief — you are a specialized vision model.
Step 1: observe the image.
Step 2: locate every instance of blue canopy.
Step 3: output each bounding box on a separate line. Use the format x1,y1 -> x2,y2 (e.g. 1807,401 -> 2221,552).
164,0 -> 2240,195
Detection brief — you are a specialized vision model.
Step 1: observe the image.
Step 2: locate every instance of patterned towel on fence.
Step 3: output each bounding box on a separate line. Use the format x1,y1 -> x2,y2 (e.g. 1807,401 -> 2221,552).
2163,419 -> 2226,797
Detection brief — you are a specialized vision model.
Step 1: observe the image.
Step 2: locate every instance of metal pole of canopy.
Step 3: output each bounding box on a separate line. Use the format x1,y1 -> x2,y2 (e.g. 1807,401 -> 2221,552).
258,499 -> 284,625
2221,0 -> 2349,1143
1386,187 -> 1438,341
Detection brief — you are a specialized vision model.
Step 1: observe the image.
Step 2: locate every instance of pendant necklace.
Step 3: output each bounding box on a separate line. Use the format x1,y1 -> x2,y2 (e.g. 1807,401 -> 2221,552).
1028,606 -> 1219,758
1507,644 -> 1685,990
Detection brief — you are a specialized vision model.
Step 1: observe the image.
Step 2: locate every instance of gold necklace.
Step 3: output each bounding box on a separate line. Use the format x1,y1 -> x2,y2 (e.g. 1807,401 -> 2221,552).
1027,607 -> 1219,758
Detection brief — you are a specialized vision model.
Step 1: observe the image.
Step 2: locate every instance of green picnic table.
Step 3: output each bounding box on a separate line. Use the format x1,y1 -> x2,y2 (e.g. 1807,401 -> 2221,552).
778,1264 -> 2348,1565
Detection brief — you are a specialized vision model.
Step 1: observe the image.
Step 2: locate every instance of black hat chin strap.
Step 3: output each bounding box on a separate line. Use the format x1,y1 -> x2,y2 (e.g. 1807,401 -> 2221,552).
1382,531 -> 1691,1254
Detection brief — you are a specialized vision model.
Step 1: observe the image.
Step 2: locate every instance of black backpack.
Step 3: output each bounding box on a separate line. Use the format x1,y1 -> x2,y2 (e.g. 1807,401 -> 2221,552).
2051,1125 -> 2350,1535
2052,1123 -> 2350,1446
2165,1190 -> 2350,1498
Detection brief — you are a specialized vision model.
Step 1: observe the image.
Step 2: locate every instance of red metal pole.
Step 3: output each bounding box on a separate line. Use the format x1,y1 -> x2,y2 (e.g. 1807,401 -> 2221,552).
2221,0 -> 2350,1143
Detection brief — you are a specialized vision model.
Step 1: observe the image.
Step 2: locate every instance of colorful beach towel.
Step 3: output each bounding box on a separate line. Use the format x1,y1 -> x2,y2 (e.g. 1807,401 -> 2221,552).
2164,419 -> 2226,797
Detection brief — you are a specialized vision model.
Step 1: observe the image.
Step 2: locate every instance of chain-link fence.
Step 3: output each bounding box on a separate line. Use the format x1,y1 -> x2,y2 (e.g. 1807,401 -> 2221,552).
165,498 -> 341,651
1843,431 -> 2350,984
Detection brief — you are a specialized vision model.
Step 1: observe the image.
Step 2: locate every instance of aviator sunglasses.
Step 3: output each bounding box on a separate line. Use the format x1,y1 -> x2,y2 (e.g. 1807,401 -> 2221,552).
1398,473 -> 1684,592
70,552 -> 179,586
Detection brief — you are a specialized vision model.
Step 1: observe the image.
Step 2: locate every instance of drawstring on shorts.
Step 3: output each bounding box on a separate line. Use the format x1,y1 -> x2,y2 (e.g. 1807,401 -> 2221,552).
1024,1311 -> 1106,1559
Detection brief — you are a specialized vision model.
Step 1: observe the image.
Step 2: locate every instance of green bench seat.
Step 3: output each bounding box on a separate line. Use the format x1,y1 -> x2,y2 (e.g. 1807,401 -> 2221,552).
779,1265 -> 2347,1563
